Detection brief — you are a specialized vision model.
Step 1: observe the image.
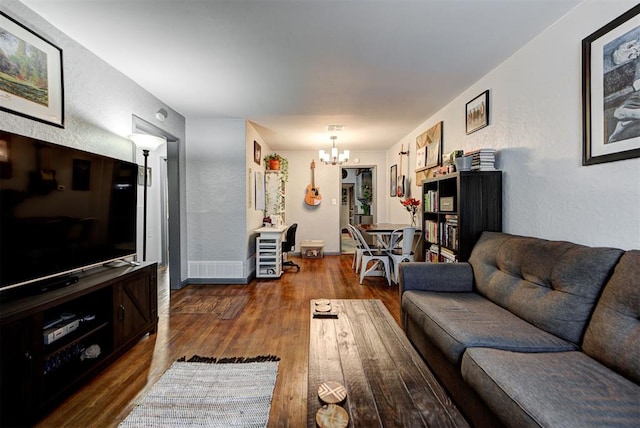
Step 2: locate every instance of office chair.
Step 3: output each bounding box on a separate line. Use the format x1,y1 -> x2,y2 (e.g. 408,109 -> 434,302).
282,223 -> 300,271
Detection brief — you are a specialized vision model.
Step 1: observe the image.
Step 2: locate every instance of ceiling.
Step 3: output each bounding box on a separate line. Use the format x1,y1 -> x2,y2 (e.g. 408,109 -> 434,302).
21,0 -> 580,151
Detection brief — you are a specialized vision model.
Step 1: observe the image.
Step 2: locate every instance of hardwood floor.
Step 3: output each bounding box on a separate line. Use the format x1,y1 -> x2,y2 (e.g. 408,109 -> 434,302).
35,255 -> 401,427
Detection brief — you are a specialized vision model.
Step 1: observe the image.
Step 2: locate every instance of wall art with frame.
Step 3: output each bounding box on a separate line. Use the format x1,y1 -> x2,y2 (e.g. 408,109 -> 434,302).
465,90 -> 489,134
583,5 -> 640,165
0,11 -> 64,127
415,121 -> 443,183
390,164 -> 397,197
253,140 -> 261,165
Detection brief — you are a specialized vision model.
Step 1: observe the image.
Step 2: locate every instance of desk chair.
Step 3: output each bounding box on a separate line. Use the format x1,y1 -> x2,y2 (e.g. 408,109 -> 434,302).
351,225 -> 391,286
386,227 -> 419,283
282,223 -> 300,271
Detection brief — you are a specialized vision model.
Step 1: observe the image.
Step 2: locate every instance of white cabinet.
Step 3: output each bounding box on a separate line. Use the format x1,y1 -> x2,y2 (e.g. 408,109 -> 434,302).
255,226 -> 287,278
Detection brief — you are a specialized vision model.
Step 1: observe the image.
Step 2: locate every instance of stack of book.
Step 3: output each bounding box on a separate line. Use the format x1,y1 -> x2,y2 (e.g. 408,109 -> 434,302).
465,148 -> 496,171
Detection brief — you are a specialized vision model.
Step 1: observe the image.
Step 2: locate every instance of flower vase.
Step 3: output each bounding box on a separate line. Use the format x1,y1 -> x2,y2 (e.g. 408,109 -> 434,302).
411,215 -> 417,227
269,159 -> 280,170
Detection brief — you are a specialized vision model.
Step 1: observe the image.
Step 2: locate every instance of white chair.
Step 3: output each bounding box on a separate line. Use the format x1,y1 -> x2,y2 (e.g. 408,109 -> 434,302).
351,225 -> 391,286
386,227 -> 419,283
346,224 -> 363,273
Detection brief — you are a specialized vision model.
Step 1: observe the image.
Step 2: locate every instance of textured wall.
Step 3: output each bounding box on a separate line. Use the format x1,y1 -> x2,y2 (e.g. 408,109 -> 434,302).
186,118 -> 247,269
388,0 -> 639,250
0,0 -> 188,282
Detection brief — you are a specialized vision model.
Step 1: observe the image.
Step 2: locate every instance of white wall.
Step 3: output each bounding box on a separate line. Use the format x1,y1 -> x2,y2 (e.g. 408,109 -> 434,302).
387,0 -> 640,250
186,118 -> 248,279
245,121 -> 272,271
1,0 -> 188,281
279,150 -> 386,254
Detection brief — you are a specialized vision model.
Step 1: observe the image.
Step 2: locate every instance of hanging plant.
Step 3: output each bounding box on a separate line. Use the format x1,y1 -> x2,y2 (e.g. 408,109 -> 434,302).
263,153 -> 288,182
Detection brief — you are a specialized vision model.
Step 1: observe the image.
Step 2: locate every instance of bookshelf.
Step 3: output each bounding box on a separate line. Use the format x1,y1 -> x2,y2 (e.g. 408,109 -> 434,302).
422,171 -> 502,262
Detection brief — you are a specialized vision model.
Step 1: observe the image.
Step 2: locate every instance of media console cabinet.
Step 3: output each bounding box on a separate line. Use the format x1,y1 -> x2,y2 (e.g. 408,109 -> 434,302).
0,262 -> 158,426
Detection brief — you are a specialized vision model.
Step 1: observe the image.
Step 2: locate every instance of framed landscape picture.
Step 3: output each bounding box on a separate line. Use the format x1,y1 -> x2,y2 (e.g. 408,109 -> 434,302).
0,11 -> 64,127
466,90 -> 489,134
583,5 -> 640,165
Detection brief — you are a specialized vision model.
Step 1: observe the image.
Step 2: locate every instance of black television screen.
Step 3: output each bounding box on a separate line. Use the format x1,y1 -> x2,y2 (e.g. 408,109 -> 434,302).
0,131 -> 138,292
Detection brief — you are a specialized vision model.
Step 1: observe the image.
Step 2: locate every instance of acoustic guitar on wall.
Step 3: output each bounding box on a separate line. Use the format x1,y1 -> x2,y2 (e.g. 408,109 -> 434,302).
305,160 -> 322,206
397,144 -> 406,197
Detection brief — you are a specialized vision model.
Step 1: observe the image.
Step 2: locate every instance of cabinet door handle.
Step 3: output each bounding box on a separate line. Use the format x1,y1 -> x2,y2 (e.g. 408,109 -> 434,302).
118,304 -> 125,321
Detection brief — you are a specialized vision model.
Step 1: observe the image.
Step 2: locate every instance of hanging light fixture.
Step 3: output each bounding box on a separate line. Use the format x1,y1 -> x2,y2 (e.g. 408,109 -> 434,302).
319,135 -> 349,165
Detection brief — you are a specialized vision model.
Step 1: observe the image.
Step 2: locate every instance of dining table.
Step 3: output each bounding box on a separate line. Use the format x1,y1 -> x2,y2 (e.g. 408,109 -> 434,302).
356,223 -> 421,249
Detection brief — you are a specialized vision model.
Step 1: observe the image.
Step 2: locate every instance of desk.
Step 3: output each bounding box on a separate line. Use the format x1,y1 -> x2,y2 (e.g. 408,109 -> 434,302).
255,225 -> 287,278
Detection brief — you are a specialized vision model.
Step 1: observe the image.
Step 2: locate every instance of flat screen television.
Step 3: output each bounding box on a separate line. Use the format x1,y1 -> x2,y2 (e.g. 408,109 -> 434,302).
0,130 -> 138,294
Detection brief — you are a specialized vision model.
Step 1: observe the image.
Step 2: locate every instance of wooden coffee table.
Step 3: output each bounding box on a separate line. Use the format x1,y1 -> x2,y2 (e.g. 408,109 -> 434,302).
308,299 -> 468,427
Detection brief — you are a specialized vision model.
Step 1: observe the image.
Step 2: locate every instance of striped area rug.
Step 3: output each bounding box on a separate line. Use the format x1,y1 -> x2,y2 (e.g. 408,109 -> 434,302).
119,356 -> 280,427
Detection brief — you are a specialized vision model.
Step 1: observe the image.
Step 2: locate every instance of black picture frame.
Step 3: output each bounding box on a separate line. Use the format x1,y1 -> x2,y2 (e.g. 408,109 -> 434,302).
465,90 -> 489,134
0,11 -> 64,127
390,164 -> 397,197
253,140 -> 261,165
582,5 -> 640,165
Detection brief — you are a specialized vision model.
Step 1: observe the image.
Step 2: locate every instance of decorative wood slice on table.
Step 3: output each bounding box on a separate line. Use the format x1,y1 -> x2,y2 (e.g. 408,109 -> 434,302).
318,381 -> 347,404
316,404 -> 349,428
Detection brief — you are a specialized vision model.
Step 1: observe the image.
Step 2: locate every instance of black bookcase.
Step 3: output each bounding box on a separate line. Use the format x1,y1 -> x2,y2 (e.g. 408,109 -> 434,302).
422,171 -> 502,262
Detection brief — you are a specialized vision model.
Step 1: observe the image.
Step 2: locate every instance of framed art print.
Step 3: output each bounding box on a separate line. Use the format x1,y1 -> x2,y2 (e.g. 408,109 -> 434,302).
253,140 -> 261,165
466,90 -> 489,134
390,164 -> 397,197
583,5 -> 640,165
0,11 -> 64,127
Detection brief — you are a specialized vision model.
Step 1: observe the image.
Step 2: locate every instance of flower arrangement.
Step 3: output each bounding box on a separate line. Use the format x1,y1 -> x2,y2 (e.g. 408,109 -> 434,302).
401,197 -> 421,226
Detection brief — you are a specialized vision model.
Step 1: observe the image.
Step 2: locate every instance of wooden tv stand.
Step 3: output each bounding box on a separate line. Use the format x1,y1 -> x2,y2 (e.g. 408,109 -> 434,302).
0,262 -> 158,426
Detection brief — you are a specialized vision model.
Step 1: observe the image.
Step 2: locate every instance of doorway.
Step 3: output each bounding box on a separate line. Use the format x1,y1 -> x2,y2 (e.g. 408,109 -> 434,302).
340,166 -> 376,254
132,115 -> 181,289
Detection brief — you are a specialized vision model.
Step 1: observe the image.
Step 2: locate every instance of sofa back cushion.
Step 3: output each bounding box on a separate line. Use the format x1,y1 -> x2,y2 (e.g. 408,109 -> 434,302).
583,250 -> 640,384
469,232 -> 623,346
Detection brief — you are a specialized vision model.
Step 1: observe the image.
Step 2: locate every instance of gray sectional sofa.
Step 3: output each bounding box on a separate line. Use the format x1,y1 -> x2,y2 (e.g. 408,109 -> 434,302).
399,231 -> 639,427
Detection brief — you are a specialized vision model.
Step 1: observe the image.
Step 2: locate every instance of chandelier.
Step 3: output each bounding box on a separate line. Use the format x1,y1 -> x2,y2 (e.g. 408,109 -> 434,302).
319,136 -> 349,165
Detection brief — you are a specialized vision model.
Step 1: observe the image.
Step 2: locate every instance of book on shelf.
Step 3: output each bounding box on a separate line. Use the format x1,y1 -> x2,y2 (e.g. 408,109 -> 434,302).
424,190 -> 439,212
464,148 -> 497,171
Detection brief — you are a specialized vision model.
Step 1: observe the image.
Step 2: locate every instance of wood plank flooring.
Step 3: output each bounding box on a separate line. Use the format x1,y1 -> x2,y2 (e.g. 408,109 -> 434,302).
35,254 -> 402,428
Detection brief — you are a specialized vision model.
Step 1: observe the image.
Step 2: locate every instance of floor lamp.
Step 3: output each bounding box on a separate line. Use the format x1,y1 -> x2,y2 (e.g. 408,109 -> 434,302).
129,134 -> 166,261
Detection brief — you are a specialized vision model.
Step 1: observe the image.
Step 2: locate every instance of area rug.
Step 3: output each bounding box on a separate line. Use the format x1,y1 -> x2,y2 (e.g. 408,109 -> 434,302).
119,355 -> 280,427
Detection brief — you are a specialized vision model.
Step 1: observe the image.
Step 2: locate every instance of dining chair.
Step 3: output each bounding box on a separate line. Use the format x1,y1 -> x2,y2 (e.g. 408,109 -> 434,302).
346,224 -> 364,273
386,227 -> 419,283
350,225 -> 391,286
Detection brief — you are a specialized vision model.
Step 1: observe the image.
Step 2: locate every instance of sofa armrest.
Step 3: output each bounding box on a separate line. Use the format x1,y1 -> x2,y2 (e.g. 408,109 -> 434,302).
399,262 -> 474,294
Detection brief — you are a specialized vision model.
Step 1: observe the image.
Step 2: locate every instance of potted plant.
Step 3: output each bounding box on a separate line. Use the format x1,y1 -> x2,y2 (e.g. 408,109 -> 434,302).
263,153 -> 288,182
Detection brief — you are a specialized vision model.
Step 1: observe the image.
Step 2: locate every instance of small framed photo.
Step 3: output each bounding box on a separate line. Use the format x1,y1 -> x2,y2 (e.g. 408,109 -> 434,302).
466,90 -> 489,134
138,165 -> 151,186
0,11 -> 64,127
582,5 -> 640,165
390,164 -> 397,197
253,140 -> 261,165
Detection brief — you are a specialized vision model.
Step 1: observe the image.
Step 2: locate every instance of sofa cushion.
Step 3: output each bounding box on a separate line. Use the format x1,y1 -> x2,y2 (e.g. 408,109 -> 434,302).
583,250 -> 640,384
402,290 -> 574,365
462,348 -> 640,428
469,232 -> 623,346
